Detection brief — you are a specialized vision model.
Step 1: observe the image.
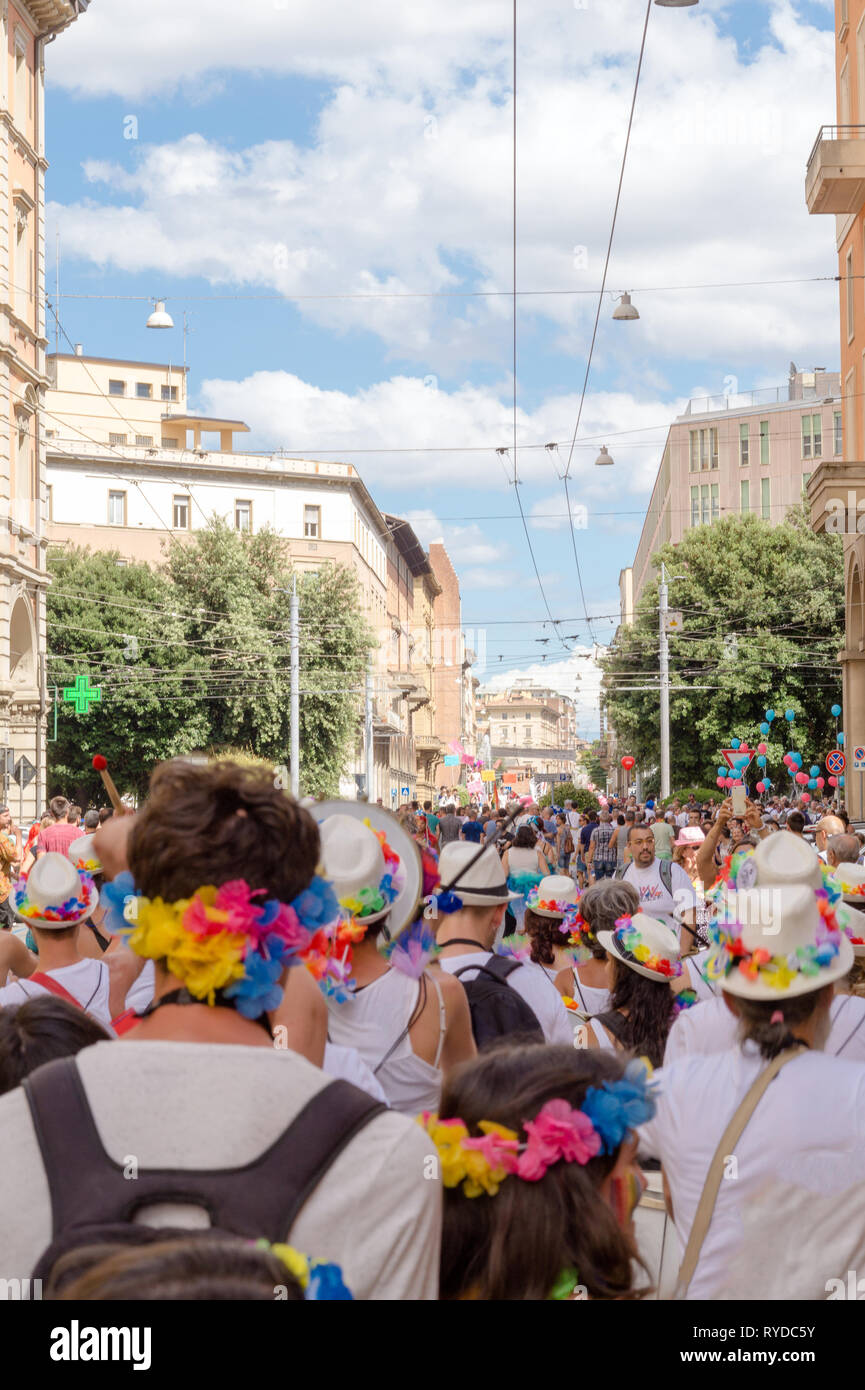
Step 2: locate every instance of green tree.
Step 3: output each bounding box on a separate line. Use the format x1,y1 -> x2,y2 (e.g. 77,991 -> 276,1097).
601,508 -> 844,790
46,546 -> 211,802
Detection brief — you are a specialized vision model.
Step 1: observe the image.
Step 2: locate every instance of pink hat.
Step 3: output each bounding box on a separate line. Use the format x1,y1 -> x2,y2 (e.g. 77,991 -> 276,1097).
674,826 -> 705,847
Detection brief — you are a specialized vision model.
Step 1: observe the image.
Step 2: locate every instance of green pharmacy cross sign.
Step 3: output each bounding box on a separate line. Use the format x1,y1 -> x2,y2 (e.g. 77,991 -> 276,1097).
62,674 -> 102,715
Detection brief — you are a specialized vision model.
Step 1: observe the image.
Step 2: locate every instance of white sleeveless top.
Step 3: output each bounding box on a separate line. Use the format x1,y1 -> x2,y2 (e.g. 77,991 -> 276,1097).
508,847 -> 544,875
326,968 -> 446,1115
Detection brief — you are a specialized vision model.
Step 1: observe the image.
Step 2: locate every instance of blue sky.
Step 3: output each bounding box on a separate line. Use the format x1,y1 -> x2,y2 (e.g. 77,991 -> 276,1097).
43,0 -> 839,734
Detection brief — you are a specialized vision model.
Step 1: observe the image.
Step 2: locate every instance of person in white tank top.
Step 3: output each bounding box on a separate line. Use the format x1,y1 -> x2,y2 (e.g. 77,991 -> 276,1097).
316,808 -> 476,1115
554,878 -> 639,1020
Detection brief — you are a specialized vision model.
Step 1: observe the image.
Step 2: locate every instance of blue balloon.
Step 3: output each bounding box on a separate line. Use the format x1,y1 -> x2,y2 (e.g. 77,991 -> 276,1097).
717,766 -> 726,778
793,753 -> 803,767
757,754 -> 767,767
785,709 -> 795,721
759,722 -> 770,735
839,732 -> 845,746
809,765 -> 820,777
765,709 -> 775,722
832,704 -> 842,718
841,775 -> 846,786
764,779 -> 772,789
808,778 -> 817,789
730,737 -> 740,749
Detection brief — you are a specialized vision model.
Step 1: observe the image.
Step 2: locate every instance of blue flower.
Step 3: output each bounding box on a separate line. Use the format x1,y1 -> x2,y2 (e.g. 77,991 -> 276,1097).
224,950 -> 285,1019
582,1075 -> 656,1153
291,875 -> 340,929
435,891 -> 463,916
305,1261 -> 354,1300
100,872 -> 140,937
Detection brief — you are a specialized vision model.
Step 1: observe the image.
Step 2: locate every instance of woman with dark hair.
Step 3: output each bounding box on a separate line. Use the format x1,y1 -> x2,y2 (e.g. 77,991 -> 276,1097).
577,912 -> 681,1068
554,879 -> 638,1020
523,875 -> 581,980
0,995 -> 111,1096
501,825 -> 547,931
428,1042 -> 655,1300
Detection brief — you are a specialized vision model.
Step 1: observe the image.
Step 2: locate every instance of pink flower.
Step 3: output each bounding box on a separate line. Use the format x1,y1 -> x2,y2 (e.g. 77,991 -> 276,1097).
462,1131 -> 520,1172
516,1099 -> 602,1180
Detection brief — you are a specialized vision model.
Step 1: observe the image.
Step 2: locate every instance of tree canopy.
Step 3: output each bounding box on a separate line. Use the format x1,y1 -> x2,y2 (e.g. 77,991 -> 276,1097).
601,508 -> 844,792
47,521 -> 374,804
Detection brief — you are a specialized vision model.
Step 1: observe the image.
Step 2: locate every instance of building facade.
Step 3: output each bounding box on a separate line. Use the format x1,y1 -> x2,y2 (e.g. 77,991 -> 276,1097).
475,682 -> 579,781
805,0 -> 865,818
428,541 -> 477,795
0,0 -> 85,818
631,369 -> 842,604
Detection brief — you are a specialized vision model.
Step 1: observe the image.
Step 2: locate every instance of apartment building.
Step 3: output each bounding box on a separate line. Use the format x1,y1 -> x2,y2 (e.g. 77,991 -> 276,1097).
475,682 -> 578,780
804,0 -> 865,817
631,367 -> 842,604
0,1 -> 86,817
428,541 -> 477,794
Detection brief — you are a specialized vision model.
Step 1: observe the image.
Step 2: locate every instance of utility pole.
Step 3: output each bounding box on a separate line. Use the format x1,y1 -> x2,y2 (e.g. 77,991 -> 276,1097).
290,575 -> 300,798
365,665 -> 374,802
659,561 -> 671,800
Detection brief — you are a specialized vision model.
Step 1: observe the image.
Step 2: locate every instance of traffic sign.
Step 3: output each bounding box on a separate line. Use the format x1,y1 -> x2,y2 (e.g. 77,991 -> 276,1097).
827,750 -> 847,775
11,755 -> 35,789
720,748 -> 754,775
852,748 -> 865,773
401,786 -> 410,798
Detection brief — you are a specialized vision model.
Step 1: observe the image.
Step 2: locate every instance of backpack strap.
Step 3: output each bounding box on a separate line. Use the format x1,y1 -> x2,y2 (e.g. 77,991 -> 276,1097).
24,1056 -> 385,1260
592,1009 -> 631,1044
659,858 -> 674,896
25,973 -> 83,1010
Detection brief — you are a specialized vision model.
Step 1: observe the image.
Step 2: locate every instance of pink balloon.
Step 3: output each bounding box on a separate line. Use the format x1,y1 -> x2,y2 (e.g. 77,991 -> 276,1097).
795,771 -> 808,785
716,777 -> 725,788
757,743 -> 767,755
816,777 -> 825,789
829,776 -> 838,787
724,777 -> 734,788
801,792 -> 811,803
756,780 -> 765,793
740,743 -> 749,751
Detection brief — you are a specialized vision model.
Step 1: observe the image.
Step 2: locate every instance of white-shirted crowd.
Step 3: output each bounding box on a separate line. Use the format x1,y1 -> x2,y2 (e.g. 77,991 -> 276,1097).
0,766 -> 864,1301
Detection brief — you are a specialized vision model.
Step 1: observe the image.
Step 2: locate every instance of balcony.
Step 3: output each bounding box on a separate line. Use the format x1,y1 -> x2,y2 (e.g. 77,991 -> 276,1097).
414,734 -> 443,752
806,126 -> 865,215
806,460 -> 865,537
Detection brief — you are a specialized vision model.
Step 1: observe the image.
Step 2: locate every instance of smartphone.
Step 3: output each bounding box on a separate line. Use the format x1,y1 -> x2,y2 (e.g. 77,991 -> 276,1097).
731,786 -> 747,818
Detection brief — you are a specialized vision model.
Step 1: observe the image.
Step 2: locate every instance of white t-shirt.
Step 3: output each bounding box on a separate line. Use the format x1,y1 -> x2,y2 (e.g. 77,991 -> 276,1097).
0,959 -> 113,1031
0,1040 -> 439,1299
568,968 -> 610,1018
439,951 -> 574,1046
323,1042 -> 389,1105
639,1046 -> 865,1299
620,860 -> 696,920
664,991 -> 865,1067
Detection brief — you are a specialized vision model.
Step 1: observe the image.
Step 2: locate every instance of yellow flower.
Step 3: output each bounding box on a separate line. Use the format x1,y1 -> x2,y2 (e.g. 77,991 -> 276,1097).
129,899 -> 189,961
166,930 -> 246,1005
634,944 -> 651,963
270,1244 -> 309,1288
762,963 -> 797,991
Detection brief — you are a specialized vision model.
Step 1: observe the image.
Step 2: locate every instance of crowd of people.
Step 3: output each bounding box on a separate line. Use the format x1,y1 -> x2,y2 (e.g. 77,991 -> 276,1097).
0,767 -> 864,1303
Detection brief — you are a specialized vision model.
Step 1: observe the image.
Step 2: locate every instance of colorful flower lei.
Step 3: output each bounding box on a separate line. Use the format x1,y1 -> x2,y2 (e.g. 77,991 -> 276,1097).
672,988 -> 698,1016
254,1240 -> 353,1301
526,888 -> 580,918
418,1059 -> 656,1198
565,911 -> 596,965
14,870 -> 94,922
384,920 -> 439,978
706,888 -> 845,992
611,916 -> 682,980
102,872 -> 346,1015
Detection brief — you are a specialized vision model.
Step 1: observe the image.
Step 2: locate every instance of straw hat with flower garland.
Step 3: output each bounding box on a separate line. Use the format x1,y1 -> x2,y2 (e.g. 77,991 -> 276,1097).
310,801 -> 423,940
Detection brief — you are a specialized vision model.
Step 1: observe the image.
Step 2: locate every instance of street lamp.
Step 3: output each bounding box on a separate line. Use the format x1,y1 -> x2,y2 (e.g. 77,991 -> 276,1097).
594,446 -> 614,467
612,292 -> 639,321
654,1 -> 698,7
145,299 -> 174,329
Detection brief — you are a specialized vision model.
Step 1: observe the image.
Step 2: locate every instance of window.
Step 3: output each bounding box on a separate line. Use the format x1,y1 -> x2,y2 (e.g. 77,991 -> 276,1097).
135,435 -> 153,447
710,427 -> 719,469
108,490 -> 126,526
835,411 -> 844,456
14,37 -> 27,128
848,249 -> 855,343
109,433 -> 127,446
761,476 -> 771,521
802,414 -> 823,459
45,484 -> 53,521
161,384 -> 178,401
689,426 -> 719,471
690,485 -> 699,527
700,484 -> 710,525
525,726 -> 531,738
304,505 -> 320,539
136,382 -> 153,399
108,380 -> 126,396
711,483 -> 719,521
14,206 -> 30,321
235,499 -> 252,532
689,432 -> 698,471
740,479 -> 750,514
803,473 -> 812,491
739,422 -> 749,466
759,420 -> 769,467
173,495 -> 190,529
162,436 -> 178,449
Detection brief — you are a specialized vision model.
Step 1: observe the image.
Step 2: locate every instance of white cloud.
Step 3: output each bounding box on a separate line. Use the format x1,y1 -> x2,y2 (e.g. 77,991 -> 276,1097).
49,1 -> 840,380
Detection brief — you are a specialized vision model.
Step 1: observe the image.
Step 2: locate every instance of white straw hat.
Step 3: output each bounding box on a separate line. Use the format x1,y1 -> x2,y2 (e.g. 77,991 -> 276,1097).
311,801 -> 421,936
597,912 -> 682,983
437,840 -> 520,907
67,833 -> 101,875
525,874 -> 580,919
12,852 -> 99,931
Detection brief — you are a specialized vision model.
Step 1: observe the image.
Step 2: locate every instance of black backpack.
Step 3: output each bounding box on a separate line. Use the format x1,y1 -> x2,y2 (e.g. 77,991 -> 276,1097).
452,954 -> 545,1049
22,1055 -> 385,1286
